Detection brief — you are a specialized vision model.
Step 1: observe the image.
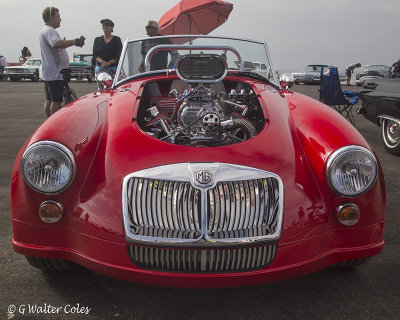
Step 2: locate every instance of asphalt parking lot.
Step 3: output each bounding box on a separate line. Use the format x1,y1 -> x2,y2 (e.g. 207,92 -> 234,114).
0,81 -> 399,320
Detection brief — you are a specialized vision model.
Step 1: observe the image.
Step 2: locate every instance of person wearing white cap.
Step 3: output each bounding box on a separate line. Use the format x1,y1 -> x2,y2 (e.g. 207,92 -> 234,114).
139,20 -> 178,72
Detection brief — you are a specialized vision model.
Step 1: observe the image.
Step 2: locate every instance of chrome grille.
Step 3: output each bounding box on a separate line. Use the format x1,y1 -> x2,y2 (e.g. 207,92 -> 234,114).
126,177 -> 279,240
127,178 -> 202,239
122,163 -> 283,248
70,66 -> 90,76
127,245 -> 277,273
207,179 -> 280,240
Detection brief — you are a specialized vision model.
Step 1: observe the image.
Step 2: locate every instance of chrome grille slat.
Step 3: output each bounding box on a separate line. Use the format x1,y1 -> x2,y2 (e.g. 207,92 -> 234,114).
182,183 -> 190,231
155,180 -> 163,229
253,180 -> 260,228
214,185 -> 225,231
128,245 -> 278,273
257,179 -> 265,226
140,178 -> 149,226
166,181 -> 174,230
238,181 -> 246,230
229,182 -> 236,230
150,179 -> 159,228
248,180 -> 256,228
233,182 -> 241,230
170,182 -> 178,229
242,180 -> 251,229
131,178 -> 140,226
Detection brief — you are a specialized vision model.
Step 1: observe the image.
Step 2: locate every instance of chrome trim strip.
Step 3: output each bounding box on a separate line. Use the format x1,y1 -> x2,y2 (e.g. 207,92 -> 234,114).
122,163 -> 283,248
112,39 -> 128,88
377,115 -> 400,126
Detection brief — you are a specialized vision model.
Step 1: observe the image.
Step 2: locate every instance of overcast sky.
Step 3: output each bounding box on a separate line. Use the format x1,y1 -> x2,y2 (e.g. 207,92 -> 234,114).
1,0 -> 399,72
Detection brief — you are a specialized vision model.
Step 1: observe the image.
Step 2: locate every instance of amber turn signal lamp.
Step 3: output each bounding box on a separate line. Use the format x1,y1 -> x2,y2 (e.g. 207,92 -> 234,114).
39,200 -> 64,223
336,204 -> 360,225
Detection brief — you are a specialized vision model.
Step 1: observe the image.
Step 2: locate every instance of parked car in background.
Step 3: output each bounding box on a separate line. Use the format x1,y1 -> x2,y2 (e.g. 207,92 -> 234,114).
11,35 -> 385,288
355,65 -> 390,86
69,53 -> 94,82
291,64 -> 330,84
3,57 -> 41,82
358,78 -> 400,155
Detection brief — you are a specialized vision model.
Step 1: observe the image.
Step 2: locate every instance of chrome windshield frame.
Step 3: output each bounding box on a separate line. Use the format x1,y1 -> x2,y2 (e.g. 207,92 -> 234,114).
144,45 -> 242,72
112,35 -> 278,88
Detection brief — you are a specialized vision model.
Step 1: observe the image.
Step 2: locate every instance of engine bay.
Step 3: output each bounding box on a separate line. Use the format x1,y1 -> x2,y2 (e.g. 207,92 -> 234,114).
136,79 -> 266,147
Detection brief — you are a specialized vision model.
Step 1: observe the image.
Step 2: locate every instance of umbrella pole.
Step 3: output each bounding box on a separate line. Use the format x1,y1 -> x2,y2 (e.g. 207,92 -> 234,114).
188,15 -> 193,45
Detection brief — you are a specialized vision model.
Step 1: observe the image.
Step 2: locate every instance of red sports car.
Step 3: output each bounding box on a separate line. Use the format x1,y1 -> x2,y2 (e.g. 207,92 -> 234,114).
11,36 -> 385,288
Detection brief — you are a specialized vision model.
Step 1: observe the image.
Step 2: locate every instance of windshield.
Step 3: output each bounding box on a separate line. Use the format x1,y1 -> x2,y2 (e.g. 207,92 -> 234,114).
305,65 -> 326,72
25,59 -> 41,66
114,35 -> 276,86
81,55 -> 93,63
364,65 -> 389,71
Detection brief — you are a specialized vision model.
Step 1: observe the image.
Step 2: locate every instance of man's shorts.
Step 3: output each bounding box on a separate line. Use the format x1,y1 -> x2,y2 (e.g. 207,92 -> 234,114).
345,69 -> 351,77
44,80 -> 64,102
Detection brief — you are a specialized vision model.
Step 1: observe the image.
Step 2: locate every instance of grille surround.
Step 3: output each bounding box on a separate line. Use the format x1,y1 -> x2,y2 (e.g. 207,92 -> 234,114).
122,163 -> 283,248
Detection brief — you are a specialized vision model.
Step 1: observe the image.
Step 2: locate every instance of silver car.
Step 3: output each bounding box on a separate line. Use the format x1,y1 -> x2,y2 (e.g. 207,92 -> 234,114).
355,65 -> 390,86
4,58 -> 41,82
291,64 -> 329,84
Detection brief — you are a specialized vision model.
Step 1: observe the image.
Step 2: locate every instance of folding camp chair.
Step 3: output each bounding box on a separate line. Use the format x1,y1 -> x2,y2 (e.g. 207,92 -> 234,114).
319,67 -> 360,126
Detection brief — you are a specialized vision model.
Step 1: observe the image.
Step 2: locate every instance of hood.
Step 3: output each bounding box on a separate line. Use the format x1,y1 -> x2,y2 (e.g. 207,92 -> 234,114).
75,82 -> 329,241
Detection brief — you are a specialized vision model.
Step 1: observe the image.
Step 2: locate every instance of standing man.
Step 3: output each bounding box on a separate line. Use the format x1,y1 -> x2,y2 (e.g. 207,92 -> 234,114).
139,20 -> 178,72
345,62 -> 361,86
40,7 -> 85,117
0,54 -> 7,81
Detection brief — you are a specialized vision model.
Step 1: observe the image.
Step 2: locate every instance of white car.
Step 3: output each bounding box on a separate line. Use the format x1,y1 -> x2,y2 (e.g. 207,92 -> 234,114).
4,58 -> 41,82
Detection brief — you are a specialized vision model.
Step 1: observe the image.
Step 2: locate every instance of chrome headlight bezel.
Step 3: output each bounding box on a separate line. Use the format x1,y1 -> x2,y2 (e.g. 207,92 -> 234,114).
21,141 -> 76,194
326,145 -> 377,197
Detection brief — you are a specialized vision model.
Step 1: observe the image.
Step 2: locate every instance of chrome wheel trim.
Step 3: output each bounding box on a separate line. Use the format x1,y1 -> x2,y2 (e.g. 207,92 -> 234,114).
383,119 -> 400,147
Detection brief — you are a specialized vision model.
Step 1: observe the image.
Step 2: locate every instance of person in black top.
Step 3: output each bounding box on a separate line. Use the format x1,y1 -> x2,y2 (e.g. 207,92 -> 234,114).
93,19 -> 122,83
391,59 -> 400,78
139,20 -> 178,72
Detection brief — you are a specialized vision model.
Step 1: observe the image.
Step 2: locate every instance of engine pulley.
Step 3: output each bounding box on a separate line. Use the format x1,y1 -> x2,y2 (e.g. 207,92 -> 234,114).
202,113 -> 220,131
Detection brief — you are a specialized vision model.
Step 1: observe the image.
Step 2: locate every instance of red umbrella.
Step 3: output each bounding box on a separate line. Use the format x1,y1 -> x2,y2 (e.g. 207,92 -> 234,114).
159,0 -> 233,40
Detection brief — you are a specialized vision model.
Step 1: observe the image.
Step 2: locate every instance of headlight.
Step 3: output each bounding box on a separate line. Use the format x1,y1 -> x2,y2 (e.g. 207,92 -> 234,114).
21,141 -> 76,194
326,146 -> 377,196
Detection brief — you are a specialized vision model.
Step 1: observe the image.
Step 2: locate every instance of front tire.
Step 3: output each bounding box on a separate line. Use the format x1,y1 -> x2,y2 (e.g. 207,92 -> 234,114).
25,256 -> 76,271
31,71 -> 40,82
63,87 -> 77,105
332,257 -> 370,269
382,118 -> 400,156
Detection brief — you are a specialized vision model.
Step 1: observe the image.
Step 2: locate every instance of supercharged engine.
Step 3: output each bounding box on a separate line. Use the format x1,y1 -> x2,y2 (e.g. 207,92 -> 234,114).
140,82 -> 265,147
137,54 -> 266,147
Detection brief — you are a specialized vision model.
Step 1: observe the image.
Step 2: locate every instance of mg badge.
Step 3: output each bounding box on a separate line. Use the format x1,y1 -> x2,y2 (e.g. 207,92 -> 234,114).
196,170 -> 212,184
